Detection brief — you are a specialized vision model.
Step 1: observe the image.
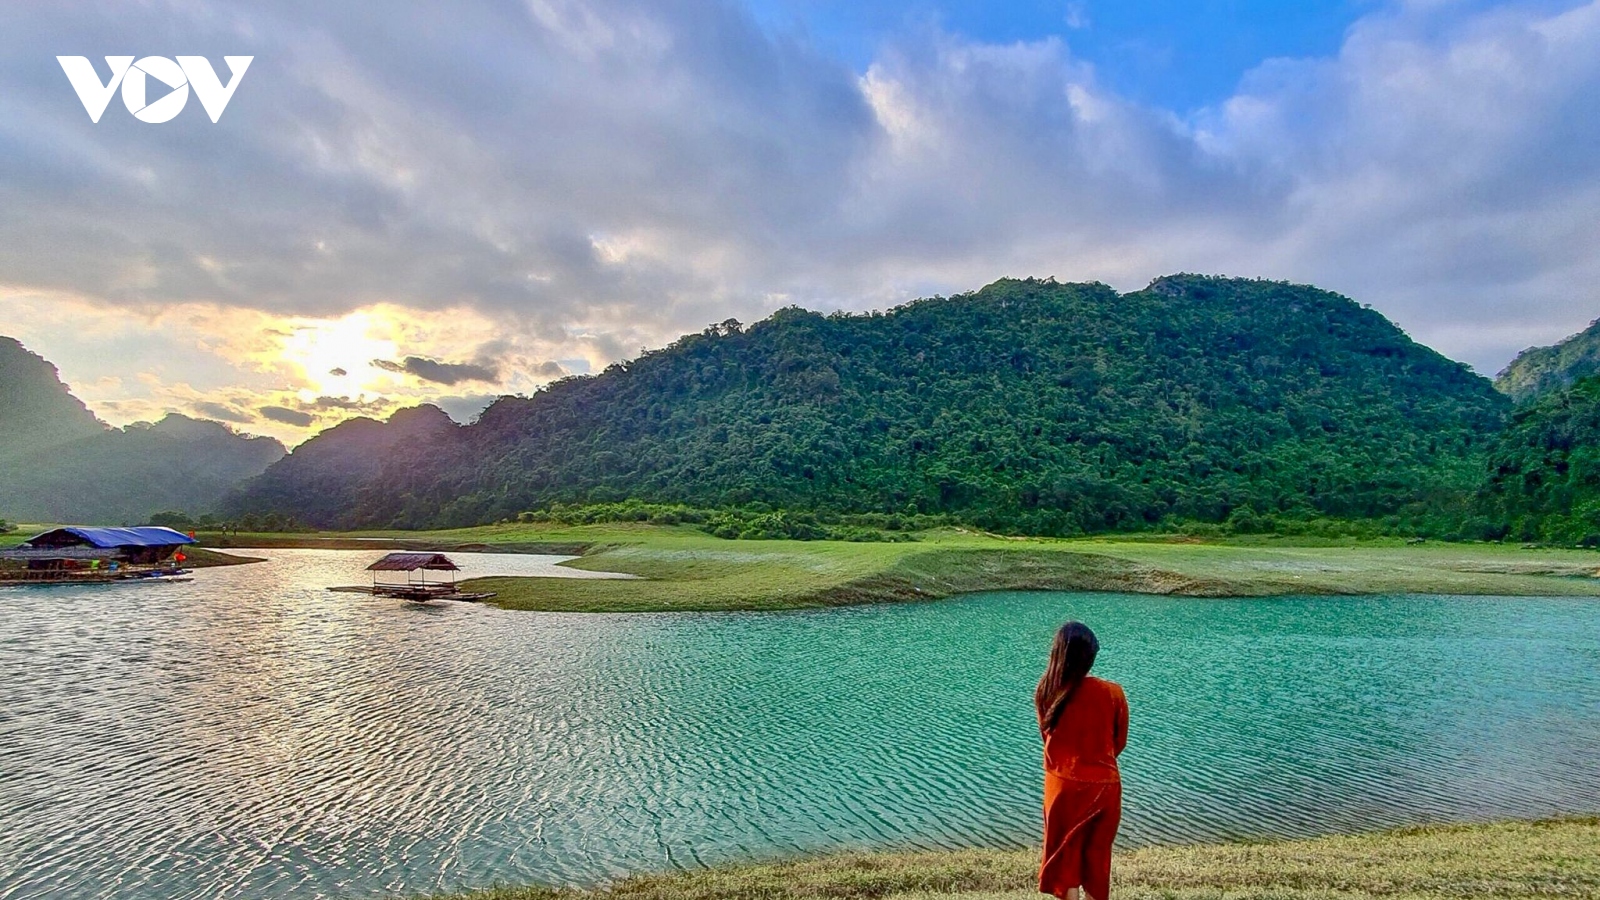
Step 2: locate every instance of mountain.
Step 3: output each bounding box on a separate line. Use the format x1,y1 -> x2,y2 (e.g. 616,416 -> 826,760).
1475,375 -> 1600,543
1495,318 -> 1600,404
0,336 -> 104,458
0,337 -> 287,524
231,276 -> 1511,534
223,405 -> 457,528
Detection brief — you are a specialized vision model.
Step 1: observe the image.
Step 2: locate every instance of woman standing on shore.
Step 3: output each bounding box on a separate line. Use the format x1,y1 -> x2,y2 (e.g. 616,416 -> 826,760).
1036,622 -> 1128,900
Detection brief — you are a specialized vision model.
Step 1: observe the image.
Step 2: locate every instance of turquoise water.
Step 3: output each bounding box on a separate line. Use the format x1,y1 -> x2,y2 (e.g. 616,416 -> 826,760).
2,549 -> 1598,900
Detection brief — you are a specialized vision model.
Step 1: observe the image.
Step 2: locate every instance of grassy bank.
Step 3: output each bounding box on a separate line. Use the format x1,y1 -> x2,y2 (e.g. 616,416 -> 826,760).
420,817 -> 1599,900
172,524 -> 1600,612
185,547 -> 264,568
474,530 -> 1600,611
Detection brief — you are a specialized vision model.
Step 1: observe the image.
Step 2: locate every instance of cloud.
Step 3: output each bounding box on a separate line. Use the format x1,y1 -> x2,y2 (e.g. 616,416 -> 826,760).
0,0 -> 1597,411
304,395 -> 384,412
258,405 -> 314,427
371,356 -> 500,385
192,400 -> 256,424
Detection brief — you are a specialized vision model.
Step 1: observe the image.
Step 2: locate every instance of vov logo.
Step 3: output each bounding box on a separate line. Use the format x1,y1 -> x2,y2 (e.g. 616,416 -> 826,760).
58,56 -> 253,123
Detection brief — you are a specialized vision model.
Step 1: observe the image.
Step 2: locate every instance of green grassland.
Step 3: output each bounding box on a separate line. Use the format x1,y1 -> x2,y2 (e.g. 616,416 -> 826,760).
160,523 -> 1600,612
420,817 -> 1599,900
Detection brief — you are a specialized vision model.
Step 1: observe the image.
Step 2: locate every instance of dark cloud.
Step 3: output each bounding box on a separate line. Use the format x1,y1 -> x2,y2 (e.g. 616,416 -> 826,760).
258,405 -> 314,427
304,395 -> 383,412
328,367 -> 347,377
371,356 -> 499,385
534,360 -> 566,377
191,400 -> 255,424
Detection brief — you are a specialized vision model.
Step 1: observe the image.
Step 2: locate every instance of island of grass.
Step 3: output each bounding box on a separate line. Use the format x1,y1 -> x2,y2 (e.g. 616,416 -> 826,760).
178,523 -> 1600,612
420,816 -> 1598,900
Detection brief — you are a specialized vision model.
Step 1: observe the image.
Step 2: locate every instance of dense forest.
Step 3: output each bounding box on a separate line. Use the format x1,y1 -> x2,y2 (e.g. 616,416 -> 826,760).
228,276 -> 1513,535
1472,376 -> 1600,544
0,337 -> 286,523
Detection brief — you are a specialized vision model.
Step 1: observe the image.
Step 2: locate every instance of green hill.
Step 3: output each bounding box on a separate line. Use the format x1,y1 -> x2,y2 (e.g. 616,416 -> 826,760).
230,276 -> 1510,534
1495,318 -> 1600,403
0,337 -> 286,524
1476,375 -> 1600,543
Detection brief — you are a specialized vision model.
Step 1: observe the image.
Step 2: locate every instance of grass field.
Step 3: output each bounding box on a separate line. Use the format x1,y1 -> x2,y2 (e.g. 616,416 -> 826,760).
13,521 -> 1600,611
187,523 -> 1600,611
420,817 -> 1600,900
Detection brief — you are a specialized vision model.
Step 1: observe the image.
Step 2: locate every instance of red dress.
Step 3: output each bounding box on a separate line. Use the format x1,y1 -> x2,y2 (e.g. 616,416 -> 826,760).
1039,676 -> 1128,900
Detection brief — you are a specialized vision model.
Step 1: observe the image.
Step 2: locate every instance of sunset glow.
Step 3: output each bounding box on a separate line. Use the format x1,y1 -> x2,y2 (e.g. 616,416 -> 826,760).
277,311 -> 399,397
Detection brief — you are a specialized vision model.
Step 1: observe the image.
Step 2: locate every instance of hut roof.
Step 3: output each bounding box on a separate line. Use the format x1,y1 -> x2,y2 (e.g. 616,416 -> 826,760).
23,526 -> 196,549
367,552 -> 460,572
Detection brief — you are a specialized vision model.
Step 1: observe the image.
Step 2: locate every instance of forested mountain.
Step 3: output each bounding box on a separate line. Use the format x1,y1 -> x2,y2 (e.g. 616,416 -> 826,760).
225,405 -> 458,528
0,336 -> 104,457
1475,376 -> 1600,543
0,337 -> 286,524
231,276 -> 1510,534
1496,318 -> 1600,404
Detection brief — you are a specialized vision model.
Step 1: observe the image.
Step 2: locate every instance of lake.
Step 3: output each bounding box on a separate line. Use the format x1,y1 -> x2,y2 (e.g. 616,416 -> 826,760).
2,549 -> 1598,900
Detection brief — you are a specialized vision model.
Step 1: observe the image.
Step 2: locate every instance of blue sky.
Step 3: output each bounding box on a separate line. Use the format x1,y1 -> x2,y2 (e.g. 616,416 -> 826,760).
1,0 -> 1598,442
747,0 -> 1376,111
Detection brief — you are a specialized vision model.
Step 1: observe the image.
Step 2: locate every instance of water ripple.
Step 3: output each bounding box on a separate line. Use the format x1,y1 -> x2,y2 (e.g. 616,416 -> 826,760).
1,553 -> 1598,899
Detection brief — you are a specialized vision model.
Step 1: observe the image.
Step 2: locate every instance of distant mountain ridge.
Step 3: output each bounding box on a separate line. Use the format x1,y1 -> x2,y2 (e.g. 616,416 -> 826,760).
227,404 -> 457,528
1495,318 -> 1600,404
0,337 -> 286,524
229,275 -> 1512,534
0,336 -> 104,458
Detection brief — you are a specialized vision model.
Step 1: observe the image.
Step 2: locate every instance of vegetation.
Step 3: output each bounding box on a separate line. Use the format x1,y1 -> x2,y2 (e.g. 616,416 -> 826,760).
469,531 -> 1600,612
20,276 -> 1600,550
517,501 -> 937,541
230,276 -> 1507,534
0,336 -> 285,524
1472,376 -> 1600,545
188,521 -> 1600,612
223,405 -> 455,529
147,509 -> 310,534
1495,316 -> 1600,403
414,817 -> 1600,900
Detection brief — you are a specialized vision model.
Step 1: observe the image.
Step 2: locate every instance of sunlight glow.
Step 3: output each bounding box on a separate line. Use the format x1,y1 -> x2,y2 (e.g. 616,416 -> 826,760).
278,311 -> 399,396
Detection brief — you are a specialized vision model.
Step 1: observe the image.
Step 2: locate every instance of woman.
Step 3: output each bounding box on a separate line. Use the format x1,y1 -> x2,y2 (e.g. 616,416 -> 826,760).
1036,621 -> 1128,900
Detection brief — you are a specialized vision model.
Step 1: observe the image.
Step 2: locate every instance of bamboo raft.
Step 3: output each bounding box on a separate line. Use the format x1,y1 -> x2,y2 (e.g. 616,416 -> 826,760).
327,584 -> 497,603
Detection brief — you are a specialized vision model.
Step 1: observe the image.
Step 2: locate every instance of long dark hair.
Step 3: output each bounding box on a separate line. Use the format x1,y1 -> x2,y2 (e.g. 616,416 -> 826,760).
1035,621 -> 1099,734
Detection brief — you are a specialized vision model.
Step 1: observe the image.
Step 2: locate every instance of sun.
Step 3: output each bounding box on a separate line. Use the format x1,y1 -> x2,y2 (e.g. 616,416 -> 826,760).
279,311 -> 399,396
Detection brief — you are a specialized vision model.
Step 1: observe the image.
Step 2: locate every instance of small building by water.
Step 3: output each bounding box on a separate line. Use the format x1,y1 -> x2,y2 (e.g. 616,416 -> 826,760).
335,551 -> 496,603
0,526 -> 196,583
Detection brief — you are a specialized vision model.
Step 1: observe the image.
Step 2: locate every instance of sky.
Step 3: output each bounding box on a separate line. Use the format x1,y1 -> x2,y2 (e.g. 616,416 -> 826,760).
2,0 -> 1598,445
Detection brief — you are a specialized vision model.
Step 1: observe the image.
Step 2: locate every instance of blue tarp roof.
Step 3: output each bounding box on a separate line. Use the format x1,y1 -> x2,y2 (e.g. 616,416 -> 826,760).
23,526 -> 197,549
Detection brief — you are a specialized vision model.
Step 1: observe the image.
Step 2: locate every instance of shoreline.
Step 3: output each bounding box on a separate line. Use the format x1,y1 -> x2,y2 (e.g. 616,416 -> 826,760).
167,526 -> 1600,613
412,816 -> 1600,900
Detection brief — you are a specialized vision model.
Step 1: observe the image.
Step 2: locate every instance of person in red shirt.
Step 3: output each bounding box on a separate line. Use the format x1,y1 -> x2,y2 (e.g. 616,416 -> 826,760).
1035,621 -> 1128,900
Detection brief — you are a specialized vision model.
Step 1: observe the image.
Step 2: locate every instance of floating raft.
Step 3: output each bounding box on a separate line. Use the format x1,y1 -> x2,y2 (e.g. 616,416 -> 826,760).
328,552 -> 495,603
327,584 -> 497,603
0,571 -> 192,587
0,526 -> 197,587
